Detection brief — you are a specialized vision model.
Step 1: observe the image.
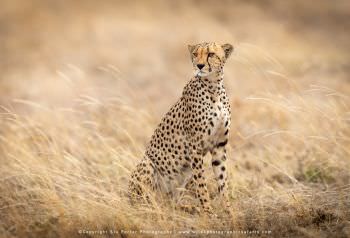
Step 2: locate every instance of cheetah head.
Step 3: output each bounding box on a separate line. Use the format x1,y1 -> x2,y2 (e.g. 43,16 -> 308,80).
188,42 -> 233,78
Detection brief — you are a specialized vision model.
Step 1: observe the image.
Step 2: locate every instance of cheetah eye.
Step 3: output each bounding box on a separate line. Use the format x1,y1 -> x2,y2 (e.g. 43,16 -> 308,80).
208,52 -> 215,57
192,52 -> 198,57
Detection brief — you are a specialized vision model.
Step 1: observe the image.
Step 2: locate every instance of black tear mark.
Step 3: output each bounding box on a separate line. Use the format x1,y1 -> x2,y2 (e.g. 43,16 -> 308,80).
206,46 -> 212,72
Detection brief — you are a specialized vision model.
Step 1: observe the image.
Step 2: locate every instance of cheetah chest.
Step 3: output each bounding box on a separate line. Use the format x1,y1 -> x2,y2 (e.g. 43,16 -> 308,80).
207,101 -> 230,148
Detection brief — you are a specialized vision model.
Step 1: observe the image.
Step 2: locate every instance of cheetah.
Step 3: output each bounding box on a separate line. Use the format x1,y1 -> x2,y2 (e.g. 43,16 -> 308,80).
128,42 -> 234,215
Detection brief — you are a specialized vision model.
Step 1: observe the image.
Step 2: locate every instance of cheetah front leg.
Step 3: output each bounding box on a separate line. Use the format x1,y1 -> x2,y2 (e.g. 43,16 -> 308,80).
211,145 -> 232,212
191,150 -> 214,215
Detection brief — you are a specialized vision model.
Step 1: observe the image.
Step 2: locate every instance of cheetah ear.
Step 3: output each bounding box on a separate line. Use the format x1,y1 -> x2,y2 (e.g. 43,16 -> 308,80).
187,44 -> 195,54
222,43 -> 234,59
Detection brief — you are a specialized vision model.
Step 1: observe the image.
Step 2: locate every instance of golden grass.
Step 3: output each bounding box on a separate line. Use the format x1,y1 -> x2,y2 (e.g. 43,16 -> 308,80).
1,73 -> 349,237
0,1 -> 350,237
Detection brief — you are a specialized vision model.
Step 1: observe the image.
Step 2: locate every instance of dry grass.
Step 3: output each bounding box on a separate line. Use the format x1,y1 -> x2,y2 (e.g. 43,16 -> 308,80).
0,1 -> 350,237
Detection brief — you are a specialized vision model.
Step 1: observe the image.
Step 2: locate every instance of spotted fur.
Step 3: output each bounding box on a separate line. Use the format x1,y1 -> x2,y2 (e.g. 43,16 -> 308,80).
128,42 -> 234,215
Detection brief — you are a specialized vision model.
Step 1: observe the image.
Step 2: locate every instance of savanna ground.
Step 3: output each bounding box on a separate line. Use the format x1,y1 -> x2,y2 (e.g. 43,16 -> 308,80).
0,0 -> 349,237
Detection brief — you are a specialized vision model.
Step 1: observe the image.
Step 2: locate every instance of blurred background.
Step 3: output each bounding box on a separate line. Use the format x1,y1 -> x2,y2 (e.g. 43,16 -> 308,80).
1,1 -> 349,237
1,0 -> 349,111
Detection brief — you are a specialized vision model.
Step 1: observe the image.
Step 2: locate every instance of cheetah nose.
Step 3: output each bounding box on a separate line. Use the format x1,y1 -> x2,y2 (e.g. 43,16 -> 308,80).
197,64 -> 205,70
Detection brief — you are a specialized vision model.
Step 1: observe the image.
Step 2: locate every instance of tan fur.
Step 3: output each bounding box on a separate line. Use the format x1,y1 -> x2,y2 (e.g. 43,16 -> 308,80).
129,42 -> 234,215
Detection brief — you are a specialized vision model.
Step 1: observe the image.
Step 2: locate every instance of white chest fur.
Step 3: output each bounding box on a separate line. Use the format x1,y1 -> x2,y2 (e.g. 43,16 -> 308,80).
212,101 -> 229,135
205,98 -> 230,151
